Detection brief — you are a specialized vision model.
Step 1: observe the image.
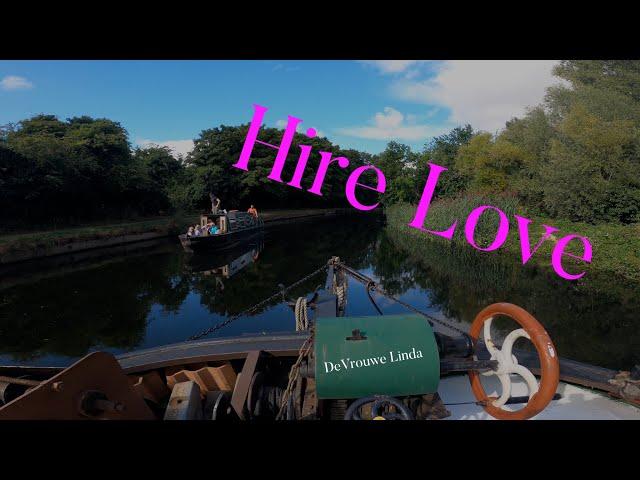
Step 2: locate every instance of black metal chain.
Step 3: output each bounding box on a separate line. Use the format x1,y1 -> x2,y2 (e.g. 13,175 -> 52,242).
186,263 -> 329,341
187,257 -> 470,342
334,261 -> 471,339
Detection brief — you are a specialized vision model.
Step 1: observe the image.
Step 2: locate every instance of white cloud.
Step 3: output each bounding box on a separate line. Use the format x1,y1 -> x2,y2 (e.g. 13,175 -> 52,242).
275,119 -> 325,138
0,75 -> 34,91
137,138 -> 194,158
337,107 -> 449,141
390,60 -> 561,132
360,60 -> 422,74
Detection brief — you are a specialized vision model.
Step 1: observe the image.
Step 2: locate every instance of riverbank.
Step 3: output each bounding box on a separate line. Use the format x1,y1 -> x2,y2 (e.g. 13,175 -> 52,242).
386,202 -> 640,283
0,209 -> 362,264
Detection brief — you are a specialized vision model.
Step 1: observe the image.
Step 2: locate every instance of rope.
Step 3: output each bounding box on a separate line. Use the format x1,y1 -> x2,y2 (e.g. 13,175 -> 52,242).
276,335 -> 314,420
335,285 -> 346,305
295,297 -> 309,331
186,263 -> 328,341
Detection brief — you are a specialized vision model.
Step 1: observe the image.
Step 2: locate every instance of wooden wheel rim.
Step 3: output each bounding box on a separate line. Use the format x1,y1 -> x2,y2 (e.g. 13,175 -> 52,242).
468,303 -> 560,420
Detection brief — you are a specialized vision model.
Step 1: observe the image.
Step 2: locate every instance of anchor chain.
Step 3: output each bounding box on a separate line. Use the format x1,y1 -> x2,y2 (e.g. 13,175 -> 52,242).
186,263 -> 329,341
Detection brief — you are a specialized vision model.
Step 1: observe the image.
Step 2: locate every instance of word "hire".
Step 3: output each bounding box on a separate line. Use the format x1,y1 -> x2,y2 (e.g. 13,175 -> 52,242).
233,104 -> 593,281
233,104 -> 385,211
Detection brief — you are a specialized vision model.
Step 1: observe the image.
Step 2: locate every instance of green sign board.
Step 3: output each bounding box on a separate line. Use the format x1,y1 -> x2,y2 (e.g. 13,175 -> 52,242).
315,315 -> 440,399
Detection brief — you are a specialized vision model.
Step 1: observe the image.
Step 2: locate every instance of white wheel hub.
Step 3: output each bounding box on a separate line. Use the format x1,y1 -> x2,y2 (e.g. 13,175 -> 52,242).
480,317 -> 539,407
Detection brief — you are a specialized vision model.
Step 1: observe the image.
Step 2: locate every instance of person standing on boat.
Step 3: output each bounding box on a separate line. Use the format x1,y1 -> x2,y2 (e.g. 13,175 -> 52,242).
248,204 -> 258,218
209,192 -> 221,214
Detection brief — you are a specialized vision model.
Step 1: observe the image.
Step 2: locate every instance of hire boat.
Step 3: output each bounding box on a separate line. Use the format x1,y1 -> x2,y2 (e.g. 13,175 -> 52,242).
179,211 -> 264,254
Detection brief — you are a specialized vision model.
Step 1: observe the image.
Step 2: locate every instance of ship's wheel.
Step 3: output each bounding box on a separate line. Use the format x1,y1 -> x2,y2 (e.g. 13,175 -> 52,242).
468,303 -> 560,420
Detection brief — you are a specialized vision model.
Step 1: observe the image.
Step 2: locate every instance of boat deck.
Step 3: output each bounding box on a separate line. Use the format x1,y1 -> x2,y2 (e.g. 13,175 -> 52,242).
440,374 -> 640,420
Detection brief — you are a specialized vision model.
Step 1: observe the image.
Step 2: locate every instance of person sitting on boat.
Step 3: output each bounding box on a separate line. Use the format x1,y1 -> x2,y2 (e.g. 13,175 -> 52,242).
186,226 -> 194,237
194,225 -> 202,237
209,224 -> 220,235
248,205 -> 259,218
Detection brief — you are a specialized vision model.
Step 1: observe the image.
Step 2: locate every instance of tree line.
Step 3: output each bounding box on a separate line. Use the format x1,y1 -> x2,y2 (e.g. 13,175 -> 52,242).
1,60 -> 638,228
376,60 -> 640,225
0,116 -> 376,228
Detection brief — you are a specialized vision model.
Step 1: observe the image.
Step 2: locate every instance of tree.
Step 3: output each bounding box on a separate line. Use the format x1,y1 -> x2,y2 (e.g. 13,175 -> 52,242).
541,105 -> 640,223
420,125 -> 474,198
448,60 -> 640,223
2,115 -> 171,223
184,124 -> 373,211
454,133 -> 530,194
372,141 -> 418,204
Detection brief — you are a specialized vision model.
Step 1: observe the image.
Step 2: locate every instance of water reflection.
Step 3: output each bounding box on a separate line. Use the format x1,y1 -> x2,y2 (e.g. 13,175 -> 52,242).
377,226 -> 640,371
185,238 -> 264,279
0,215 -> 637,371
0,217 -> 380,366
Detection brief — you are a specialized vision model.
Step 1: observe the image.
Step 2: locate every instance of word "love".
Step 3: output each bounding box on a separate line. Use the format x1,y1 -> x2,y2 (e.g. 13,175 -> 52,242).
410,163 -> 593,281
233,104 -> 593,281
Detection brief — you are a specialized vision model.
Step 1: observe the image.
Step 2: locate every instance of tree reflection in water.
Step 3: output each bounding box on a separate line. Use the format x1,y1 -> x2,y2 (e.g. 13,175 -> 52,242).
0,215 -> 638,371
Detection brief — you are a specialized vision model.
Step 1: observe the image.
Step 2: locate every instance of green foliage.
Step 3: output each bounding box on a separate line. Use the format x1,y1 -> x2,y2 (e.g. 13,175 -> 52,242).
371,141 -> 419,204
455,133 -> 531,193
183,124 -> 376,211
1,115 -> 176,225
384,203 -> 640,369
1,116 -> 380,228
419,125 -> 474,198
4,60 -> 640,228
540,105 -> 640,223
437,60 -> 640,225
391,192 -> 520,247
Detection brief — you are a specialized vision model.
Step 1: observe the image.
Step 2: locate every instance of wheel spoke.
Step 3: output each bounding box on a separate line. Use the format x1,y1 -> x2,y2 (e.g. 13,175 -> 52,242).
509,364 -> 539,397
501,328 -> 529,362
494,373 -> 512,407
482,317 -> 500,357
483,325 -> 538,407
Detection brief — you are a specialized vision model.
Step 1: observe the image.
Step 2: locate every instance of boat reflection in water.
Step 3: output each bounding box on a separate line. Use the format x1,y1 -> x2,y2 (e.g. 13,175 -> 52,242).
185,236 -> 265,288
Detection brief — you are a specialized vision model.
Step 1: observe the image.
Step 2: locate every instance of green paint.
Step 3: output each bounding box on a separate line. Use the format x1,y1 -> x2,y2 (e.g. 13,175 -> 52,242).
315,314 -> 440,399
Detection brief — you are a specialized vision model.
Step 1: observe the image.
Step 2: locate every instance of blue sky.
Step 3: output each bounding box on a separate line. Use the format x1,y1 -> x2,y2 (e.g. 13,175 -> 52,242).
0,60 -> 560,156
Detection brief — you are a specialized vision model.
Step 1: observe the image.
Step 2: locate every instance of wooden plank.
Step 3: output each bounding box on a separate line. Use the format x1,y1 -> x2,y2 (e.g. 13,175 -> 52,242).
210,364 -> 237,391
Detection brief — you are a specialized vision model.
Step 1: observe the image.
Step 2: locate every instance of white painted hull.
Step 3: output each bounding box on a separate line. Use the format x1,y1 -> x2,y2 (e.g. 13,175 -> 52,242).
439,374 -> 640,420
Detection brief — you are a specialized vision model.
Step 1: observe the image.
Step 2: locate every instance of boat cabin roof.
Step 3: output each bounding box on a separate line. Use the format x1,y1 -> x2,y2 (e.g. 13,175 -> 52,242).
200,213 -> 225,219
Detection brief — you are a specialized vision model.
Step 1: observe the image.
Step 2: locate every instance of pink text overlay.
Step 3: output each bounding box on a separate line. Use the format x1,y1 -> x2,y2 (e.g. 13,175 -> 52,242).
233,104 -> 593,281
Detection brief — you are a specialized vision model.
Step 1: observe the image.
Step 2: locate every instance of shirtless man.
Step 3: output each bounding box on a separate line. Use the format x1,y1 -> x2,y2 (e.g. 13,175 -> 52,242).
247,204 -> 258,218
209,192 -> 221,214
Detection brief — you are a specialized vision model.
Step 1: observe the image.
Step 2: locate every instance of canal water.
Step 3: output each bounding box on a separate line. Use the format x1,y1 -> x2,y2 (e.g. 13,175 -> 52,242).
0,216 -> 638,370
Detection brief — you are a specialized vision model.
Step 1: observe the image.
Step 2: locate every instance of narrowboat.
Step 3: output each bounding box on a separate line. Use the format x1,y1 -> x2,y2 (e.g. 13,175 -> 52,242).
0,257 -> 638,420
179,211 -> 264,253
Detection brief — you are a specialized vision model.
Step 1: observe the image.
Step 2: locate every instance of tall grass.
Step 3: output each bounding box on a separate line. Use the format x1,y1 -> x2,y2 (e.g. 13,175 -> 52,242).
387,192 -> 640,283
383,196 -> 640,369
385,196 -> 523,295
390,193 -> 520,246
